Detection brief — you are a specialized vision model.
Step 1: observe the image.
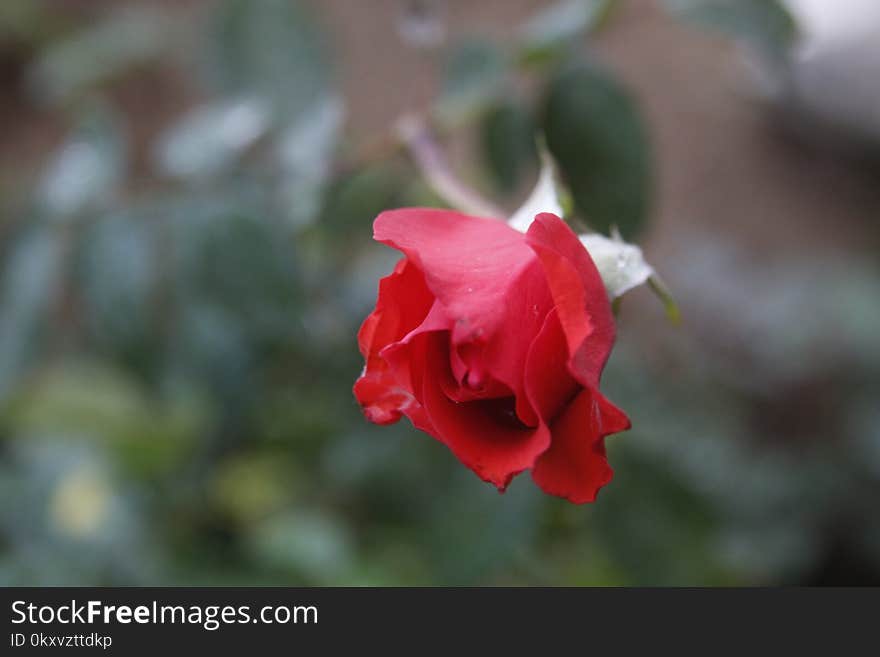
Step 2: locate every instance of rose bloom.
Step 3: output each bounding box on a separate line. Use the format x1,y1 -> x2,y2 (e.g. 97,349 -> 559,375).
354,209 -> 630,503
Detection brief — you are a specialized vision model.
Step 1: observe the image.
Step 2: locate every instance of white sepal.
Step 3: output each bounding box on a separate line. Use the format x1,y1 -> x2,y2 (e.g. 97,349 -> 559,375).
507,150 -> 564,233
508,147 -> 675,319
579,229 -> 654,300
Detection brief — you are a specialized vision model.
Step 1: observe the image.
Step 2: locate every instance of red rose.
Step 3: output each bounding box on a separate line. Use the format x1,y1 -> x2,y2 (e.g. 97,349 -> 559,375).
353,209 -> 630,503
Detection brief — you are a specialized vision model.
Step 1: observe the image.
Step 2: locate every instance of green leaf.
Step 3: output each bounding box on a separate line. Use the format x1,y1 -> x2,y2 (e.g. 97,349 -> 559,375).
0,440 -> 159,585
3,362 -> 205,476
154,97 -> 271,180
424,473 -> 541,584
542,63 -> 652,238
317,166 -> 401,244
480,100 -> 538,193
77,212 -> 158,362
664,0 -> 797,60
166,197 -> 302,362
592,446 -> 722,585
0,0 -> 53,47
246,510 -> 353,583
518,0 -> 616,63
0,226 -> 63,399
276,95 -> 344,230
210,453 -> 297,524
38,108 -> 125,220
437,40 -> 507,123
28,6 -> 170,106
205,0 -> 330,113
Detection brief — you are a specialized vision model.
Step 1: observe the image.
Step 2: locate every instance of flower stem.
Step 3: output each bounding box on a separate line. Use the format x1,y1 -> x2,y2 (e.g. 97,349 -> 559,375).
395,114 -> 503,218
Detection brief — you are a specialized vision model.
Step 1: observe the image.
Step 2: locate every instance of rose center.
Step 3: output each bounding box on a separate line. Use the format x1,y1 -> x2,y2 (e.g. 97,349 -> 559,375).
472,396 -> 529,431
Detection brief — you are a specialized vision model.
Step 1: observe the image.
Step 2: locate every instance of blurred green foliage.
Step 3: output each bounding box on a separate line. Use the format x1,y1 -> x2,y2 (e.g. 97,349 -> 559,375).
480,100 -> 539,193
542,63 -> 651,238
0,0 -> 878,586
664,0 -> 798,61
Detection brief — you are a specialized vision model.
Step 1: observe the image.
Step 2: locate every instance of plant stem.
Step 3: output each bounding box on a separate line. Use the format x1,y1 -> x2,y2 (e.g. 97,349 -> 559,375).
394,113 -> 503,218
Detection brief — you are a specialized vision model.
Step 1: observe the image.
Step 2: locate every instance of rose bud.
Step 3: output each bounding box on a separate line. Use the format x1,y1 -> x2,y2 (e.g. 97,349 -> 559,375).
354,209 -> 630,503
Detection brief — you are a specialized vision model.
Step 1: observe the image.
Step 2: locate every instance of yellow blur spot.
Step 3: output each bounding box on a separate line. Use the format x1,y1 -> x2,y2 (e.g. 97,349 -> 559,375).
49,466 -> 110,538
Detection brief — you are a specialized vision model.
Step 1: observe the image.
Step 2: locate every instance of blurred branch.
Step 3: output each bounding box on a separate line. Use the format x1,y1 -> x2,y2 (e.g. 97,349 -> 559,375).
335,108 -> 503,218
48,223 -> 81,359
394,114 -> 503,218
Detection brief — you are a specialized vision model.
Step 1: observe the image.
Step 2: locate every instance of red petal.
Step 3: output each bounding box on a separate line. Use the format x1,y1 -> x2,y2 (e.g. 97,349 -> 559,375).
352,377 -> 411,425
420,331 -> 551,491
374,209 -> 553,423
357,257 -> 433,367
524,308 -> 579,423
373,210 -> 535,344
377,300 -> 454,434
525,213 -> 615,388
531,388 -> 630,503
354,257 -> 434,424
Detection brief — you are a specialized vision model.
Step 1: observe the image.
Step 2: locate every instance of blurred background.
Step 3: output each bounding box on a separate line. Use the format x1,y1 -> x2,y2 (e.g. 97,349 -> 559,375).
1,0 -> 879,586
